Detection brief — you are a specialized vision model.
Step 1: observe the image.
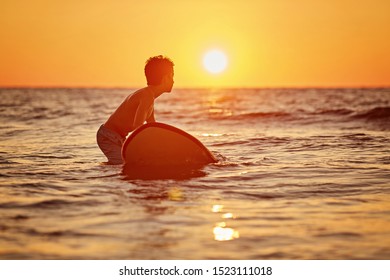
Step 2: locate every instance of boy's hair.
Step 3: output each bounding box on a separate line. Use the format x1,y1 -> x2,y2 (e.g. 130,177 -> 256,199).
144,55 -> 174,86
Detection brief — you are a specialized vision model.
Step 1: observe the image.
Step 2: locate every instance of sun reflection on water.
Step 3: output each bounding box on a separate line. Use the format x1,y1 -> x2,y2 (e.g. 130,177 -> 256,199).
168,186 -> 183,201
222,213 -> 234,219
213,224 -> 240,241
201,133 -> 223,137
212,205 -> 239,241
212,205 -> 224,213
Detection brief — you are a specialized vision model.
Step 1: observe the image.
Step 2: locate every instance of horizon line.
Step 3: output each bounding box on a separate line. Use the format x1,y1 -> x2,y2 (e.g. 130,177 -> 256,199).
1,85 -> 390,90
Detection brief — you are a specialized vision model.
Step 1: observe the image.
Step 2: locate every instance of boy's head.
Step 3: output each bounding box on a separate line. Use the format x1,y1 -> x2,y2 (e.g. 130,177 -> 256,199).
144,55 -> 174,87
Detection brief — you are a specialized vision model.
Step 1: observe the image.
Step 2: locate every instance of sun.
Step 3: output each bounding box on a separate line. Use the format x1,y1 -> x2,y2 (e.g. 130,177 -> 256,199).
203,50 -> 228,74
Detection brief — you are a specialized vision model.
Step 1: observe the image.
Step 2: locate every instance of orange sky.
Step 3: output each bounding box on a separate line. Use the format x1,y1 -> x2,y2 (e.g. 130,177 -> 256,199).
1,0 -> 389,88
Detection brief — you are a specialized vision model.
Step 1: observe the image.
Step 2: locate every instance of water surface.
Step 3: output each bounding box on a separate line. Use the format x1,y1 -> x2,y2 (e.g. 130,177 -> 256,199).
0,87 -> 389,259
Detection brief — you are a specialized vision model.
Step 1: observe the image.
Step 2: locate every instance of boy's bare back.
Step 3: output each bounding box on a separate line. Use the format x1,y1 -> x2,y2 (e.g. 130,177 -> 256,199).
104,87 -> 155,138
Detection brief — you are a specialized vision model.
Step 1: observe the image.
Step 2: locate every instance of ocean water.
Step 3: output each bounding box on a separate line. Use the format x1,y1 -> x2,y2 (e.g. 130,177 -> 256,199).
0,87 -> 389,259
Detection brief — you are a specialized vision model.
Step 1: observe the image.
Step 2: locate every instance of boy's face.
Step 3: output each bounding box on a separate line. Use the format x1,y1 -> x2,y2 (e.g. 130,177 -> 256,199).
163,68 -> 174,92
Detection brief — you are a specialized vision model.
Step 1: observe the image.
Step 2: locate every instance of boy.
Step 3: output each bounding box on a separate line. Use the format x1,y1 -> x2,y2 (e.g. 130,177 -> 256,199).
97,55 -> 174,164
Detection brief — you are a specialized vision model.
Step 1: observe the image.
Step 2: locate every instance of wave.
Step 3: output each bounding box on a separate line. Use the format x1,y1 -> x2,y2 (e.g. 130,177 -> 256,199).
0,199 -> 99,209
312,109 -> 354,116
211,111 -> 292,121
352,107 -> 390,120
223,190 -> 282,200
232,112 -> 291,120
209,106 -> 390,123
24,228 -> 105,238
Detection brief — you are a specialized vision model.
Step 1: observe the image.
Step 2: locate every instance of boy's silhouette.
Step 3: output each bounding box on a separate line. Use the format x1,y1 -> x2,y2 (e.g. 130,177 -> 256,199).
97,55 -> 174,164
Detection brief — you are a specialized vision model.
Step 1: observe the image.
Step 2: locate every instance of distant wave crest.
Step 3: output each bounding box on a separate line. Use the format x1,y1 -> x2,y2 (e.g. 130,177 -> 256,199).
230,112 -> 291,120
313,109 -> 354,116
213,106 -> 390,123
352,107 -> 390,120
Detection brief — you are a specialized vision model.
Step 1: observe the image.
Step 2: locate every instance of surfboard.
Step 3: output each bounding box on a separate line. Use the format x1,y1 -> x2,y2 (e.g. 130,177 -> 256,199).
121,122 -> 217,170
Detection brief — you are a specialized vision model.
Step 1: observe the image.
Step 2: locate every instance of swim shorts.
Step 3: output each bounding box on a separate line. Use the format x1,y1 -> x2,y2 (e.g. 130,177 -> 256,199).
96,124 -> 125,164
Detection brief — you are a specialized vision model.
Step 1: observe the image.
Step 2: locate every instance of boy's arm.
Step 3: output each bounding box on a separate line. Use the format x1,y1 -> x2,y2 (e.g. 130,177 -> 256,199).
146,108 -> 156,123
133,96 -> 154,128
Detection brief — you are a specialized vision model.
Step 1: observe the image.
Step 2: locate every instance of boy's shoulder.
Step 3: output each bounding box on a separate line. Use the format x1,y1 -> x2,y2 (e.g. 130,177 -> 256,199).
132,87 -> 153,96
125,87 -> 153,103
